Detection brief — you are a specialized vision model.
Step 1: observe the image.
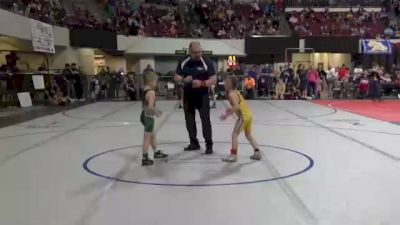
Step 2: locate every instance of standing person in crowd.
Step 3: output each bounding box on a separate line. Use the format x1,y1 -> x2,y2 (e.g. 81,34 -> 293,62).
281,64 -> 294,85
317,64 -> 327,91
98,68 -> 109,99
354,64 -> 363,78
90,75 -> 100,102
369,70 -> 383,100
62,63 -> 75,99
174,41 -> 216,154
248,65 -> 258,80
326,65 -> 338,98
297,64 -> 308,99
125,75 -> 136,101
275,78 -> 286,100
71,63 -> 83,100
307,65 -> 319,98
143,64 -> 154,73
244,74 -> 256,99
338,64 -> 349,81
258,68 -> 269,98
357,70 -> 369,99
108,69 -> 118,99
292,71 -> 301,99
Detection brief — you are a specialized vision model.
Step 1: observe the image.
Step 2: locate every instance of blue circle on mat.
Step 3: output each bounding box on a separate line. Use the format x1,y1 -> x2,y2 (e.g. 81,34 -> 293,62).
83,142 -> 314,187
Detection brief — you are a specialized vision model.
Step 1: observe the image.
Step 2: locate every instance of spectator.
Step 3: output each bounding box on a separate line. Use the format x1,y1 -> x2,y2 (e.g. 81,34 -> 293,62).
357,71 -> 369,99
326,66 -> 338,98
125,75 -> 136,101
90,75 -> 100,102
244,74 -> 256,99
45,83 -> 70,106
248,65 -> 258,80
317,64 -> 327,90
338,64 -> 349,81
5,51 -> 19,72
307,65 -> 319,97
54,68 -> 67,97
108,69 -> 119,98
62,63 -> 75,99
143,64 -> 154,73
369,71 -> 382,100
97,68 -> 109,98
354,65 -> 363,77
297,64 -> 308,99
275,78 -> 286,100
71,63 -> 84,100
258,69 -> 269,97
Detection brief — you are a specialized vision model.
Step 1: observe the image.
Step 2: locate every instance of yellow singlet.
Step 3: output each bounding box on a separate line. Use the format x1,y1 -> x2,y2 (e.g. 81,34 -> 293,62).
233,91 -> 253,133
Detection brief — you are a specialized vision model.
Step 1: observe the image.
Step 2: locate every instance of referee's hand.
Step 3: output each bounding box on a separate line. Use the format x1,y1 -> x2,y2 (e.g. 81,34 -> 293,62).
183,76 -> 193,84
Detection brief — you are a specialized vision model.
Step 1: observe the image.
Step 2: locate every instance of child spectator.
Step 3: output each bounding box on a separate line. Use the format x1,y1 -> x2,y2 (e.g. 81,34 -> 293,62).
244,74 -> 256,99
275,78 -> 286,100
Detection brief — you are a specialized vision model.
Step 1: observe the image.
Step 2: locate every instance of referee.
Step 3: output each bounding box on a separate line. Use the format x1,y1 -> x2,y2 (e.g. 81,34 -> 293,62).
174,42 -> 216,154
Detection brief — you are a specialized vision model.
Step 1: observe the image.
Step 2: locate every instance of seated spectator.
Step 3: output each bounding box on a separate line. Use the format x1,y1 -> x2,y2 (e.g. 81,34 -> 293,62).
384,26 -> 394,37
275,78 -> 286,100
46,84 -> 71,106
244,74 -> 256,99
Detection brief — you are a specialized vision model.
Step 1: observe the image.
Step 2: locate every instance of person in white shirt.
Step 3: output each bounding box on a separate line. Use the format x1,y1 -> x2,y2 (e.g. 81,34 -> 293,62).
354,65 -> 363,79
326,66 -> 338,98
354,65 -> 363,74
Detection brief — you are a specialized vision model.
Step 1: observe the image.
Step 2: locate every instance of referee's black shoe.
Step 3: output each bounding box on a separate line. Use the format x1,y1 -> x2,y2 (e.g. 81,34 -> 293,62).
204,146 -> 213,155
184,143 -> 200,151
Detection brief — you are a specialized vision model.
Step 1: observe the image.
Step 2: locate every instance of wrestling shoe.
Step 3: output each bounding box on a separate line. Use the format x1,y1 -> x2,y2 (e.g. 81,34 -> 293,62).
184,143 -> 200,151
142,157 -> 154,166
222,155 -> 237,162
250,152 -> 262,160
154,150 -> 168,159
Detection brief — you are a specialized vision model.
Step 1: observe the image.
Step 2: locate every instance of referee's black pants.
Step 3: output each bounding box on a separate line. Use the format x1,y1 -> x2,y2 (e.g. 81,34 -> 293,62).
183,93 -> 213,148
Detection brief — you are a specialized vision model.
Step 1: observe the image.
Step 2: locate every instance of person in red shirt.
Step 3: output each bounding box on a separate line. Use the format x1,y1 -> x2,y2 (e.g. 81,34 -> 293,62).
358,71 -> 369,99
338,64 -> 349,81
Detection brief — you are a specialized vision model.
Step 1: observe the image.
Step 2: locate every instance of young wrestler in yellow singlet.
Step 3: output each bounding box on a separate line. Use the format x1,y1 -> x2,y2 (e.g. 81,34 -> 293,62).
220,75 -> 262,162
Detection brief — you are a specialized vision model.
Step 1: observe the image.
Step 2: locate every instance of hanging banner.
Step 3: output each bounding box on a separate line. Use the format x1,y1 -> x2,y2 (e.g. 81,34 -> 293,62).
30,19 -> 55,53
362,39 -> 392,54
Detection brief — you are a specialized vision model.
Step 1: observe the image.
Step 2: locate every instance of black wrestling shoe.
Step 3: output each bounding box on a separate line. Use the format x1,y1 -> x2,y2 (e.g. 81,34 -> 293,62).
142,157 -> 154,166
184,143 -> 201,151
204,146 -> 213,155
154,150 -> 168,159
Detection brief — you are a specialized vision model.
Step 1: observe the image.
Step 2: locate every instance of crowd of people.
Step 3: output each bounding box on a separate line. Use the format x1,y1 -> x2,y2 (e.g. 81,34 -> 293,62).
218,63 -> 400,100
0,0 -> 283,38
3,0 -> 399,39
89,66 -> 141,102
287,7 -> 388,37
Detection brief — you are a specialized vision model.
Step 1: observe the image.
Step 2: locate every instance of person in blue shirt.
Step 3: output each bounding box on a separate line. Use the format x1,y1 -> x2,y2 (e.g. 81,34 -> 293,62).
174,42 -> 217,154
